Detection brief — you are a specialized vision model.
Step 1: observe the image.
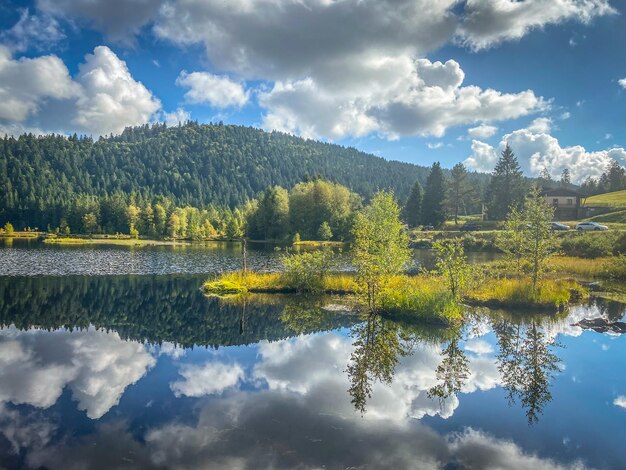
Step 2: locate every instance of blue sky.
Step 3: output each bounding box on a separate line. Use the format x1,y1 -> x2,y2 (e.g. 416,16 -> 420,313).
0,0 -> 625,182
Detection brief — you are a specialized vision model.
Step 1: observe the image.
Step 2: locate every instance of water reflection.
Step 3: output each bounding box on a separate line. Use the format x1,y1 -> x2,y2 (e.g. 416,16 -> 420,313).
493,317 -> 562,424
0,275 -> 625,468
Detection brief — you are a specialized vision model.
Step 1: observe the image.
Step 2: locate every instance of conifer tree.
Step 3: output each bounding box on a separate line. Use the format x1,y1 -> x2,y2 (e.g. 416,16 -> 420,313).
485,144 -> 525,220
421,162 -> 447,226
403,181 -> 422,228
446,163 -> 475,225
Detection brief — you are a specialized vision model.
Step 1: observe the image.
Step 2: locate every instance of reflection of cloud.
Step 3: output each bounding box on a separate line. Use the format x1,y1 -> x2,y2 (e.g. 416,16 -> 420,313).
464,339 -> 494,355
157,341 -> 186,359
254,332 -> 501,422
0,326 -> 155,419
613,396 -> 626,409
23,398 -> 588,470
0,404 -> 56,454
171,361 -> 244,397
450,428 -> 587,470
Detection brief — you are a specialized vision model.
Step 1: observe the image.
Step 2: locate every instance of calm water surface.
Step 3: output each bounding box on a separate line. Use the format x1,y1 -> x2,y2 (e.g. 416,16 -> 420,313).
0,244 -> 624,469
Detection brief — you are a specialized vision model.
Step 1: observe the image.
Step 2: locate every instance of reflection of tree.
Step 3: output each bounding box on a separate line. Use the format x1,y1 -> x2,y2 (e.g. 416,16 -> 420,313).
346,313 -> 412,413
427,334 -> 469,404
0,276 -> 356,348
493,318 -> 561,424
279,297 -> 357,335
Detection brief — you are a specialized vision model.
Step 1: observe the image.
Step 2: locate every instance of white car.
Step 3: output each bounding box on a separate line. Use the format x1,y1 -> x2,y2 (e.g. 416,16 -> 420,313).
575,222 -> 609,231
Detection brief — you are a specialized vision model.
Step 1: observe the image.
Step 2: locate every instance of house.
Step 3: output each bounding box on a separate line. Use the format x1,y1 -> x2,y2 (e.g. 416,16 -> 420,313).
540,187 -> 581,220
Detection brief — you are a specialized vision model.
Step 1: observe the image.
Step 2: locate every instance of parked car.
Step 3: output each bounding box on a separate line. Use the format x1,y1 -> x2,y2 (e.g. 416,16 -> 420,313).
575,222 -> 609,231
422,225 -> 435,231
460,223 -> 481,232
550,222 -> 570,231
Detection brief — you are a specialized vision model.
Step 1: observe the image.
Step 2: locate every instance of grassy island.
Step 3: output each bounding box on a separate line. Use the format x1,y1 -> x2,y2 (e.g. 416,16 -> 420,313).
205,188 -> 590,325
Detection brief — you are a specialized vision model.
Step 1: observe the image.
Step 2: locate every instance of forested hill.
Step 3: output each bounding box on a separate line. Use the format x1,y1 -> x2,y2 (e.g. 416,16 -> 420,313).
0,122 -> 488,229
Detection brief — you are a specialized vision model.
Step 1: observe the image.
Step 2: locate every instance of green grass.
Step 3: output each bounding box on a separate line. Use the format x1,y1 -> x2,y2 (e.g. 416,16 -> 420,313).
43,237 -> 89,245
292,240 -> 346,247
586,190 -> 626,209
465,278 -> 586,310
203,271 -> 357,295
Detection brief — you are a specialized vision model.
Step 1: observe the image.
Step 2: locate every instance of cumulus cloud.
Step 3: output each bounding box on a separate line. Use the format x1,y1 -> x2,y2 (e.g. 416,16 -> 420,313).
0,46 -> 162,136
170,361 -> 244,397
176,71 -> 249,108
72,46 -> 161,135
464,119 -> 626,183
0,326 -> 155,419
458,0 -> 615,50
260,58 -> 546,139
619,78 -> 626,89
0,46 -> 78,122
468,123 -> 498,139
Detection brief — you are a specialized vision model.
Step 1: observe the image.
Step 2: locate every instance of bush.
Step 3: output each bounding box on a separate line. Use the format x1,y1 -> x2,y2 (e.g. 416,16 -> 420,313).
282,250 -> 333,293
602,254 -> 626,280
559,233 -> 613,258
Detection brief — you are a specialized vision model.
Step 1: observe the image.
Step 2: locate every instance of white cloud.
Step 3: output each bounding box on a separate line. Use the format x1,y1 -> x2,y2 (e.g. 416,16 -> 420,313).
560,111 -> 571,120
614,395 -> 626,409
618,78 -> 626,89
468,124 -> 498,139
0,46 -> 79,122
170,361 -> 244,397
464,119 -> 626,183
0,326 -> 155,419
260,58 -> 546,139
526,116 -> 553,133
458,0 -> 615,50
0,46 -> 162,137
176,71 -> 249,108
428,142 -> 445,149
73,46 -> 161,135
0,9 -> 65,52
162,108 -> 190,127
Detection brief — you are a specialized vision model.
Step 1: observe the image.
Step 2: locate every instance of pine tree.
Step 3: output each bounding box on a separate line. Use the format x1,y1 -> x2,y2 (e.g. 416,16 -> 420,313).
560,168 -> 571,186
403,181 -> 423,227
421,162 -> 447,226
446,163 -> 475,225
485,144 -> 525,220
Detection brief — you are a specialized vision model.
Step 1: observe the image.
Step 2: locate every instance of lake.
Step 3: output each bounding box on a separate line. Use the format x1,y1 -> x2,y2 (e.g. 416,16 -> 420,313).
0,243 -> 624,469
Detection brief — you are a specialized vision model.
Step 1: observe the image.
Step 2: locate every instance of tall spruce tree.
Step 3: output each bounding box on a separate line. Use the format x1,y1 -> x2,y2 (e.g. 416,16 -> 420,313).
559,168 -> 571,186
446,163 -> 475,225
403,181 -> 423,227
486,144 -> 525,220
421,162 -> 447,226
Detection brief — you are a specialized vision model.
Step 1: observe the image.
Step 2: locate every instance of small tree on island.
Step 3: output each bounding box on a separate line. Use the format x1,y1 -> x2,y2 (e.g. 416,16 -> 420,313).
352,191 -> 411,313
496,206 -> 527,274
497,186 -> 557,292
524,186 -> 557,291
3,222 -> 14,236
433,239 -> 471,301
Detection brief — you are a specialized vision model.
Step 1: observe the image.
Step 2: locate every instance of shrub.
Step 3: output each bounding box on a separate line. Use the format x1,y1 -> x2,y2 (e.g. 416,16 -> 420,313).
602,254 -> 626,280
560,233 -> 613,258
282,250 -> 333,293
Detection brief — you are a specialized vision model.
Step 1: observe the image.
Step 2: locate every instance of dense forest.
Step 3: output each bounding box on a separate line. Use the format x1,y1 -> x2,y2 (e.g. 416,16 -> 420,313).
0,121 -> 490,231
